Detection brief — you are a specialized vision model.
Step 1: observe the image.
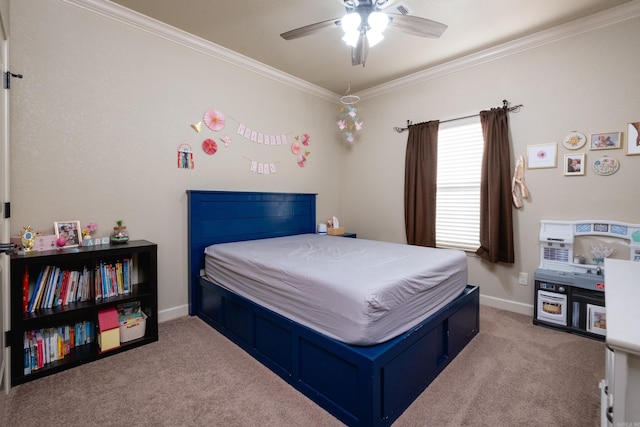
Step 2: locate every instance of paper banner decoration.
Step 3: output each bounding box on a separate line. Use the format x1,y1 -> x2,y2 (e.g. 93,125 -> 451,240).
236,123 -> 289,146
204,109 -> 225,131
177,143 -> 194,169
248,160 -> 277,175
338,105 -> 363,144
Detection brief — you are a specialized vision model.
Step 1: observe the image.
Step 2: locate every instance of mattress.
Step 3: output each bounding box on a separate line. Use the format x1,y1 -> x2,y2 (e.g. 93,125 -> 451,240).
204,234 -> 468,345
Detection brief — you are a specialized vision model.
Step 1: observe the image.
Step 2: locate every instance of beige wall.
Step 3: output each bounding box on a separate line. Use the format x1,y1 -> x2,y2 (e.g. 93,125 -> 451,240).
342,15 -> 640,313
8,1 -> 640,318
9,0 -> 345,318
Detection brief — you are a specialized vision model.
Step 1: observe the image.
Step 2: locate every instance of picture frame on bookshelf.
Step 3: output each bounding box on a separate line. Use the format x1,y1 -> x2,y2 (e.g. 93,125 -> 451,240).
54,220 -> 82,248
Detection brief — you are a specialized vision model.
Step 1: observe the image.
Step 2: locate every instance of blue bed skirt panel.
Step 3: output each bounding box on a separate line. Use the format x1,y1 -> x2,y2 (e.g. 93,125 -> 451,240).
196,277 -> 479,427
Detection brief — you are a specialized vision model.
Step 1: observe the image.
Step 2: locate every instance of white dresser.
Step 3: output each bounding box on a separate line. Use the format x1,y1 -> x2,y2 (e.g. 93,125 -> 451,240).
601,258 -> 640,426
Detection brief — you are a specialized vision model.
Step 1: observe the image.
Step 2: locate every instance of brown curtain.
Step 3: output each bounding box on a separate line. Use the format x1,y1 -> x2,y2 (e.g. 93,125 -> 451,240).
475,108 -> 515,263
404,121 -> 439,247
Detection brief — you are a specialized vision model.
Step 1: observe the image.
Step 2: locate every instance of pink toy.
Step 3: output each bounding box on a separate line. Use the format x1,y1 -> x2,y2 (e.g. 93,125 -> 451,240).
56,237 -> 66,248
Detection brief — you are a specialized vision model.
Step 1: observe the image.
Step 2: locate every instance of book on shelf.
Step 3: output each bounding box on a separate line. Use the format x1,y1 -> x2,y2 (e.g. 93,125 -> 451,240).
23,321 -> 93,375
26,266 -> 97,312
95,259 -> 133,299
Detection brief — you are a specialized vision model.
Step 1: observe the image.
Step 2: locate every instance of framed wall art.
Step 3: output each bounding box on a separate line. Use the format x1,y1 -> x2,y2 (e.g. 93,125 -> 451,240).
627,122 -> 640,155
562,131 -> 587,150
527,143 -> 557,169
54,220 -> 82,248
590,132 -> 621,150
564,153 -> 585,176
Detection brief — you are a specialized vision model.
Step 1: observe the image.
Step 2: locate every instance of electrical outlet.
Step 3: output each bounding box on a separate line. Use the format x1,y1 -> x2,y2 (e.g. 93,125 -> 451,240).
518,272 -> 528,285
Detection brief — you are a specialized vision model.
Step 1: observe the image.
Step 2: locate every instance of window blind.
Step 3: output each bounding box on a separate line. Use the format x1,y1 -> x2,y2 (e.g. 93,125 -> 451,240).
436,119 -> 483,251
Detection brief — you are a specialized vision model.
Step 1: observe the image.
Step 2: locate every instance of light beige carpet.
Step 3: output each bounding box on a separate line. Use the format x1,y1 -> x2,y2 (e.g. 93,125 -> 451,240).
2,305 -> 604,426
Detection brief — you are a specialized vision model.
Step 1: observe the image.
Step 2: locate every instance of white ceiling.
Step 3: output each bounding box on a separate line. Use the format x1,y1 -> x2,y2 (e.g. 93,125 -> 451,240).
108,0 -> 633,95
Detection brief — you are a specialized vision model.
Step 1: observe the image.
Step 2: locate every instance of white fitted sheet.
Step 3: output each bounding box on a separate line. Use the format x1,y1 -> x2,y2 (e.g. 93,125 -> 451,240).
204,234 -> 468,345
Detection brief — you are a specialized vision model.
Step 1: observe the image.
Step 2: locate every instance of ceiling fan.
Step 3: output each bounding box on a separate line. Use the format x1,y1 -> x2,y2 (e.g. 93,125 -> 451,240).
280,0 -> 447,67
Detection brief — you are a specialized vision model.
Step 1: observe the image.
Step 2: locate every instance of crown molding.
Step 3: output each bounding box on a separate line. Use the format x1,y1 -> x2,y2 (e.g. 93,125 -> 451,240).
358,0 -> 640,100
61,0 -> 339,103
62,0 -> 640,104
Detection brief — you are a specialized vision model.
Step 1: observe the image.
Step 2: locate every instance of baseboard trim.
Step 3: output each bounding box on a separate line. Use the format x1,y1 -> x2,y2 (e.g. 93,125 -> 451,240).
480,295 -> 533,317
158,304 -> 189,323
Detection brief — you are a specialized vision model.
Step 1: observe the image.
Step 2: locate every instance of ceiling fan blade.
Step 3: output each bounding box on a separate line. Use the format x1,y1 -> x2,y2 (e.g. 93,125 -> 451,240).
280,18 -> 341,40
387,14 -> 448,38
351,33 -> 369,66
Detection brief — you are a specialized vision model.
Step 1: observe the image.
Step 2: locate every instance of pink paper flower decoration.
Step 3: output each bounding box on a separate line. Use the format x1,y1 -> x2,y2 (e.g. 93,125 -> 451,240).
204,109 -> 225,131
297,154 -> 307,168
291,142 -> 301,155
301,134 -> 310,146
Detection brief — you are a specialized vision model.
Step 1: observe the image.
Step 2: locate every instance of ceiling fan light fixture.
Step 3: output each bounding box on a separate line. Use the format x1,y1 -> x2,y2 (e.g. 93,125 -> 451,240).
368,11 -> 389,32
366,30 -> 384,47
342,30 -> 360,47
341,12 -> 361,33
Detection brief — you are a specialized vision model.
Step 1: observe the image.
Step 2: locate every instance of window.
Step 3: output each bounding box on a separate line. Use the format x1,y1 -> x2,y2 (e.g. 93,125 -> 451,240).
435,118 -> 483,251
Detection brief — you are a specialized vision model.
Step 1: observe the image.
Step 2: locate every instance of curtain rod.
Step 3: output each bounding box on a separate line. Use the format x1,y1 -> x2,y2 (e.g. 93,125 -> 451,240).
393,100 -> 523,133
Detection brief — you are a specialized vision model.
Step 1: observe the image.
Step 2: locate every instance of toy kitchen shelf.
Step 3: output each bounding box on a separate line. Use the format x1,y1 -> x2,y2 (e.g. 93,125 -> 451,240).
533,220 -> 640,341
8,240 -> 158,386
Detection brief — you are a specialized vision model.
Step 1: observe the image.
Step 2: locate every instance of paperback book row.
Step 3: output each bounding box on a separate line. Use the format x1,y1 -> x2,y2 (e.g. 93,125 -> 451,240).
24,259 -> 134,313
23,321 -> 93,375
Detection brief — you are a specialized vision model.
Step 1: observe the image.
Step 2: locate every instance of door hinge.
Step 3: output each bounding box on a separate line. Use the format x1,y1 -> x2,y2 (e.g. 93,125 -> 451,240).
4,330 -> 11,347
3,71 -> 23,89
4,202 -> 9,219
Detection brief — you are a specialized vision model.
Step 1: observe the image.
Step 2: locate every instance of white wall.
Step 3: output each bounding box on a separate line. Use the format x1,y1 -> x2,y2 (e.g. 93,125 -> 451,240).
9,0 -> 640,319
9,0 -> 345,319
341,14 -> 640,313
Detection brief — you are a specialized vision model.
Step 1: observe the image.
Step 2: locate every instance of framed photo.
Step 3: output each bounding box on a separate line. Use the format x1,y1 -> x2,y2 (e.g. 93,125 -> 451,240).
564,153 -> 585,176
590,132 -> 621,150
627,122 -> 640,155
54,220 -> 82,248
527,143 -> 557,169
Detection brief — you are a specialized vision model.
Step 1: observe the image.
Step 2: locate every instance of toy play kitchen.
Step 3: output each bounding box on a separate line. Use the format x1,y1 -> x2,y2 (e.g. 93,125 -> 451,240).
533,219 -> 640,340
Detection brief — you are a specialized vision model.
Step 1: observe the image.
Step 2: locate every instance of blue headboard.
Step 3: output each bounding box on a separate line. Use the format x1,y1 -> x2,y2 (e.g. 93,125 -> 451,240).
186,190 -> 317,315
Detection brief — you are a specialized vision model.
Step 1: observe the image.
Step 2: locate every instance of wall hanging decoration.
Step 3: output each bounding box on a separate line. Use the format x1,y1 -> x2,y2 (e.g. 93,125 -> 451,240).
220,136 -> 232,147
511,155 -> 529,208
236,123 -> 289,146
627,122 -> 640,155
592,156 -> 619,176
177,143 -> 194,169
191,122 -> 202,132
590,132 -> 621,150
337,87 -> 363,144
562,131 -> 587,150
247,159 -> 277,175
564,153 -> 585,176
291,141 -> 301,155
204,109 -> 225,131
526,143 -> 557,169
202,138 -> 218,155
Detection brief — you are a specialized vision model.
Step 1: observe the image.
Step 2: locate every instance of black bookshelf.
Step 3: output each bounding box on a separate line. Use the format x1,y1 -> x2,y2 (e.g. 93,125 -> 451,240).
9,240 -> 158,386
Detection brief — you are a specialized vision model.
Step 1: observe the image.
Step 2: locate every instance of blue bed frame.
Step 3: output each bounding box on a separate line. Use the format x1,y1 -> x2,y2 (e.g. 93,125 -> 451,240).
187,190 -> 479,427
